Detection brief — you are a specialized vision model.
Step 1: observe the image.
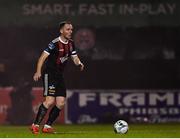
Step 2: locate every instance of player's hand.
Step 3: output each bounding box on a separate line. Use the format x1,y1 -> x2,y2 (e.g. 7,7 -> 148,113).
33,72 -> 41,81
78,63 -> 84,71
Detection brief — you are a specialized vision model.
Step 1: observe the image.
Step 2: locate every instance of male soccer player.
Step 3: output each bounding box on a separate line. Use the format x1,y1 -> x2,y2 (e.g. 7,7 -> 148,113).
30,21 -> 84,134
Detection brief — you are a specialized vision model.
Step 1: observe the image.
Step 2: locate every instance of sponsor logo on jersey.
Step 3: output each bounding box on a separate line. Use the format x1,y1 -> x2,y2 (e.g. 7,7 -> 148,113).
60,54 -> 69,63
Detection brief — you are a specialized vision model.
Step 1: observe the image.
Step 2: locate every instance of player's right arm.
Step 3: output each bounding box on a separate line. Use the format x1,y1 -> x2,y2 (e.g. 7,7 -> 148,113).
33,51 -> 49,81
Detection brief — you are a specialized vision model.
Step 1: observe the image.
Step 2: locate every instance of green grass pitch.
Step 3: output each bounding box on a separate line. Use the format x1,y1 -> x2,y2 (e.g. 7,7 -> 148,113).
0,123 -> 180,138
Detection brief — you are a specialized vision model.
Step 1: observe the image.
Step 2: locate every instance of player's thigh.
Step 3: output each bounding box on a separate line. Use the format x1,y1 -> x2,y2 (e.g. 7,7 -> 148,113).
45,96 -> 55,103
43,96 -> 55,107
55,76 -> 67,97
42,73 -> 57,97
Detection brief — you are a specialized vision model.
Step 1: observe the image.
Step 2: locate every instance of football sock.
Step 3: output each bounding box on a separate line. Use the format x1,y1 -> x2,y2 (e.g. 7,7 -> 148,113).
46,105 -> 61,126
34,103 -> 48,125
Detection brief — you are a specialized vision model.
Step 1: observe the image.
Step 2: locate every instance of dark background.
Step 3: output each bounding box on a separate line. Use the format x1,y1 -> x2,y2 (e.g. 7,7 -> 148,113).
0,0 -> 180,89
0,26 -> 179,89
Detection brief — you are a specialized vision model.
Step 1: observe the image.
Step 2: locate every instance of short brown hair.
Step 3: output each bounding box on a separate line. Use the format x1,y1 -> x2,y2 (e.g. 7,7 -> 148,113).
59,21 -> 72,30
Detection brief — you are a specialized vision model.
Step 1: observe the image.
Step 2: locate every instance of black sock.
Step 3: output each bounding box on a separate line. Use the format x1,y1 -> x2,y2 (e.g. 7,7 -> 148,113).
46,105 -> 61,126
34,103 -> 48,125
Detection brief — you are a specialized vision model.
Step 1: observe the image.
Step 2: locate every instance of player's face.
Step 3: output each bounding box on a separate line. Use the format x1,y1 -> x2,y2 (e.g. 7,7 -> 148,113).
61,24 -> 73,40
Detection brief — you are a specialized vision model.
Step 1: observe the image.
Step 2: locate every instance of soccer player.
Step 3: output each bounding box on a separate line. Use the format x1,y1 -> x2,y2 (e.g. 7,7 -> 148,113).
30,21 -> 84,134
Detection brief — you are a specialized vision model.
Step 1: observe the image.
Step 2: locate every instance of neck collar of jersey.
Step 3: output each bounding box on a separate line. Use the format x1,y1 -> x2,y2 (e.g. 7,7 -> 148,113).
59,36 -> 68,44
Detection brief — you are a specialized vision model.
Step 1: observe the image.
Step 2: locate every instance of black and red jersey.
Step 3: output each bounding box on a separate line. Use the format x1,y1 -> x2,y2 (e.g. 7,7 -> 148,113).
43,36 -> 77,74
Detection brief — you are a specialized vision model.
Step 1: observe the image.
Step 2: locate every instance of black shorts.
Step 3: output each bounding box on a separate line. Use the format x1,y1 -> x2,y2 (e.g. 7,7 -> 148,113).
42,72 -> 66,97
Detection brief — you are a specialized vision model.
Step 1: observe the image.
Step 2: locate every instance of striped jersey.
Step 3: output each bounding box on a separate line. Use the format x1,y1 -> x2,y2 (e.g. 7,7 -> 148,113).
43,36 -> 77,74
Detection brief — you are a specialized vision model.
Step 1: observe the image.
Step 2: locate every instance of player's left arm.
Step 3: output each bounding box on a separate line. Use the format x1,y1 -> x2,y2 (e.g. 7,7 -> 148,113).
71,55 -> 84,71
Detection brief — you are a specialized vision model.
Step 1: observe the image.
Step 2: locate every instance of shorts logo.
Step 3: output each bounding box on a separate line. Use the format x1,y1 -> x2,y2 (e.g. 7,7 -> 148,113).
48,85 -> 55,94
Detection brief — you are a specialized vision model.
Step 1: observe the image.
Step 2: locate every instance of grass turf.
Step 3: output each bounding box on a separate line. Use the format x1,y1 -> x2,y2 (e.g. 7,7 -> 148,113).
0,123 -> 180,138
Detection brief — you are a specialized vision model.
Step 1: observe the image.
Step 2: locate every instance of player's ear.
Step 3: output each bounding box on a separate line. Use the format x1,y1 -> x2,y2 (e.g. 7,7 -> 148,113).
60,28 -> 63,34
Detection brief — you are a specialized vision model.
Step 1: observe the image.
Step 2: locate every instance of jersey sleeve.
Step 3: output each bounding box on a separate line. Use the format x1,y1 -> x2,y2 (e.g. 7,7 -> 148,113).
70,41 -> 77,56
44,42 -> 55,55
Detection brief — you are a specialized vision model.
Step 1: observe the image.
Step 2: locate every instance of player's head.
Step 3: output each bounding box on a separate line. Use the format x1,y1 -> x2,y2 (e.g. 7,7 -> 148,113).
59,21 -> 73,40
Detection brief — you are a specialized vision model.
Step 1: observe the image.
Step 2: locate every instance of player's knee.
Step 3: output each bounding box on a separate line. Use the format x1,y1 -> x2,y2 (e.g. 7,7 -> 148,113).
56,101 -> 65,109
43,100 -> 55,108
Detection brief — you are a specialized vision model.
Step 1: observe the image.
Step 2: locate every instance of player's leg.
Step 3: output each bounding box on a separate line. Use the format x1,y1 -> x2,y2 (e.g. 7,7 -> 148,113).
46,96 -> 65,125
42,77 -> 66,133
34,96 -> 55,124
31,73 -> 55,134
31,96 -> 55,134
34,72 -> 56,125
42,96 -> 65,133
42,74 -> 66,133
